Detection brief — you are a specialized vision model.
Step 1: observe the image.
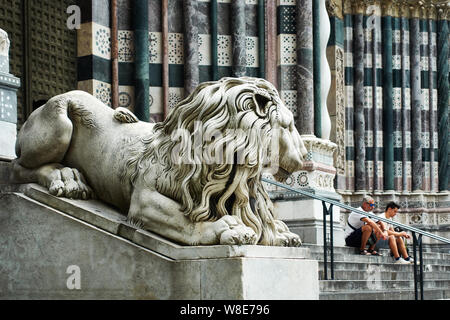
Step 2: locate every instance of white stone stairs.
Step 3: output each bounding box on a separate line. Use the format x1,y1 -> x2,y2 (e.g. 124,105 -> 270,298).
303,244 -> 450,300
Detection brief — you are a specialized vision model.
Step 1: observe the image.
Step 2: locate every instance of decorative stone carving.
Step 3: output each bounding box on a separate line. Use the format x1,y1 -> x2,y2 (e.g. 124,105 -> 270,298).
0,29 -> 10,73
11,77 -> 308,247
0,29 -> 10,56
334,47 -> 346,176
326,0 -> 344,19
0,29 -> 20,161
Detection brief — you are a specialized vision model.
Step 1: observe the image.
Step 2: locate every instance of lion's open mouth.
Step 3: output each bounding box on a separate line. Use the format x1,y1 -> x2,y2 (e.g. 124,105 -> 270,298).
273,167 -> 291,182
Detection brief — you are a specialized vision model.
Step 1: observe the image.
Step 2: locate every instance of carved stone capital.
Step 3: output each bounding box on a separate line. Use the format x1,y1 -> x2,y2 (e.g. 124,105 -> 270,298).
409,0 -> 425,18
0,29 -> 10,57
352,0 -> 367,15
343,0 -> 353,15
381,0 -> 395,16
425,3 -> 437,19
326,0 -> 344,19
399,1 -> 411,17
436,2 -> 449,20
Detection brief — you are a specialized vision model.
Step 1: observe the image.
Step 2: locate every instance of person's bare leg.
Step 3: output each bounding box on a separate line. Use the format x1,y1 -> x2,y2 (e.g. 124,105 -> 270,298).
360,224 -> 373,250
388,235 -> 400,259
397,237 -> 409,259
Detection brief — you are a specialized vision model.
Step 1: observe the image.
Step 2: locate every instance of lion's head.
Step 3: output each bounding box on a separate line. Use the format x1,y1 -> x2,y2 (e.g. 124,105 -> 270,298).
128,77 -> 307,245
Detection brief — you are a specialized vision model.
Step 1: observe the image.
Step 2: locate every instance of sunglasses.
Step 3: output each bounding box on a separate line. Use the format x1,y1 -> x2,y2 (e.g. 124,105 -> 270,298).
368,203 -> 375,207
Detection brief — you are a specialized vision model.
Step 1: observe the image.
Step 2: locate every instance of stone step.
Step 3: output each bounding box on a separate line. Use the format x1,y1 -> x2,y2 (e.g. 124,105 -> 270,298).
304,244 -> 450,261
318,269 -> 450,281
319,279 -> 450,292
320,288 -> 450,300
311,253 -> 450,266
318,261 -> 450,273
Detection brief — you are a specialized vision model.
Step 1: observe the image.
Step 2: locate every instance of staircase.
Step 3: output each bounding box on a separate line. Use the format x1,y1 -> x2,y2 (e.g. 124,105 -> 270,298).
303,244 -> 450,300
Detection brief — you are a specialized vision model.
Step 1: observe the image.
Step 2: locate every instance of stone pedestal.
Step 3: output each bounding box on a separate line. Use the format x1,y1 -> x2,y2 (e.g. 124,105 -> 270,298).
0,183 -> 319,300
265,135 -> 345,246
0,29 -> 20,160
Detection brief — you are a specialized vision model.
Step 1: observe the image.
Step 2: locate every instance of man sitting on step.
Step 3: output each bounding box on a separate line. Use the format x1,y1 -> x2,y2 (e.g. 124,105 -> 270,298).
374,201 -> 415,264
344,195 -> 387,256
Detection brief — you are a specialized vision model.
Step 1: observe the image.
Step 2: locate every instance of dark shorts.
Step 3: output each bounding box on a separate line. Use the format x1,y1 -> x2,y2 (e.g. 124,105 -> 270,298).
345,228 -> 377,248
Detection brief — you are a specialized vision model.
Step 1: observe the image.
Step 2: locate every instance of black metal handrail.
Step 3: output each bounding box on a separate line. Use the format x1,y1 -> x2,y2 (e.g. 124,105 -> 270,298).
262,177 -> 450,300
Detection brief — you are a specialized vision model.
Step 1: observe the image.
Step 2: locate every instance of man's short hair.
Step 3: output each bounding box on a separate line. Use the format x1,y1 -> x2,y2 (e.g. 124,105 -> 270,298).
362,195 -> 374,204
385,201 -> 400,211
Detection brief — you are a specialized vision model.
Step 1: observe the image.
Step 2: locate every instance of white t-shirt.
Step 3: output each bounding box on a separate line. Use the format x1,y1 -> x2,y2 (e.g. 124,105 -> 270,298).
344,207 -> 370,238
376,212 -> 393,231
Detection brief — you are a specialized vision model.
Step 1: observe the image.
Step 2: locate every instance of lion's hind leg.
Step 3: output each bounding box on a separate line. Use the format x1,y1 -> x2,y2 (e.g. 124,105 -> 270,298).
12,93 -> 95,200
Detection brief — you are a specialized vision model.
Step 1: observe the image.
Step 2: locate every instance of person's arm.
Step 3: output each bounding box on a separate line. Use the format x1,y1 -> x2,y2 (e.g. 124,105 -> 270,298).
362,217 -> 387,239
386,227 -> 410,239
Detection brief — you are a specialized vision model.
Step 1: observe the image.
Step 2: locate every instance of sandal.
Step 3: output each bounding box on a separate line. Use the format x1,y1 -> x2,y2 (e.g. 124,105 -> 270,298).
359,249 -> 371,255
368,249 -> 382,256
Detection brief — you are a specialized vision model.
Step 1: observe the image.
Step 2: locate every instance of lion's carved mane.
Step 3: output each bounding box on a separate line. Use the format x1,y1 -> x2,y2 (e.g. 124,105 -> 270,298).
122,77 -> 289,246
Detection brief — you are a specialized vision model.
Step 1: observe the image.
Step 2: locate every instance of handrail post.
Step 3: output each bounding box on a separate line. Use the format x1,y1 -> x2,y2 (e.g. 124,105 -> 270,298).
330,204 -> 334,280
322,201 -> 328,280
322,201 -> 334,280
412,232 -> 424,300
419,234 -> 424,300
413,232 -> 418,300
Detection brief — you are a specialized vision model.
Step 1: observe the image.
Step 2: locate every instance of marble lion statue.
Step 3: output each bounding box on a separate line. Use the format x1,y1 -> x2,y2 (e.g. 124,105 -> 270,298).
12,77 -> 307,246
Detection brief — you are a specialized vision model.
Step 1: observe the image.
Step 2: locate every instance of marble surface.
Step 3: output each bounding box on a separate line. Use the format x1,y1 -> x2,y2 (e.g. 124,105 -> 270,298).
353,14 -> 365,191
183,0 -> 199,95
410,18 -> 423,191
231,0 -> 246,77
0,184 -> 319,299
437,19 -> 449,191
296,0 -> 314,135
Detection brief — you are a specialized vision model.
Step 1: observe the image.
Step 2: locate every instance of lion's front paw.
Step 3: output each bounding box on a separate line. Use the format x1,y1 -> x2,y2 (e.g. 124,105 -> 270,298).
214,216 -> 258,245
47,167 -> 95,200
274,220 -> 302,247
275,231 -> 302,247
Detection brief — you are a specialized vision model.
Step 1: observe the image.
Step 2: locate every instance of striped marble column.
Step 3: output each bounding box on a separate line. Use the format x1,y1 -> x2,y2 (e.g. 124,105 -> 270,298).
420,18 -> 430,191
400,14 -> 410,192
133,0 -> 150,122
373,15 -> 380,191
265,0 -> 277,88
183,0 -> 199,96
382,10 -> 394,191
296,0 -> 314,135
392,16 -> 403,191
258,0 -> 265,79
437,13 -> 449,191
410,14 -> 423,191
428,17 -> 437,192
343,9 -> 355,191
231,0 -> 246,77
211,0 -> 218,81
353,10 -> 365,191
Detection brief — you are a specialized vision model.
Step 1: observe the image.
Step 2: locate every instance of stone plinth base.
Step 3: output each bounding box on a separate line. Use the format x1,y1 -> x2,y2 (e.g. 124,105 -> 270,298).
0,183 -> 319,300
0,121 -> 16,160
271,191 -> 345,246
